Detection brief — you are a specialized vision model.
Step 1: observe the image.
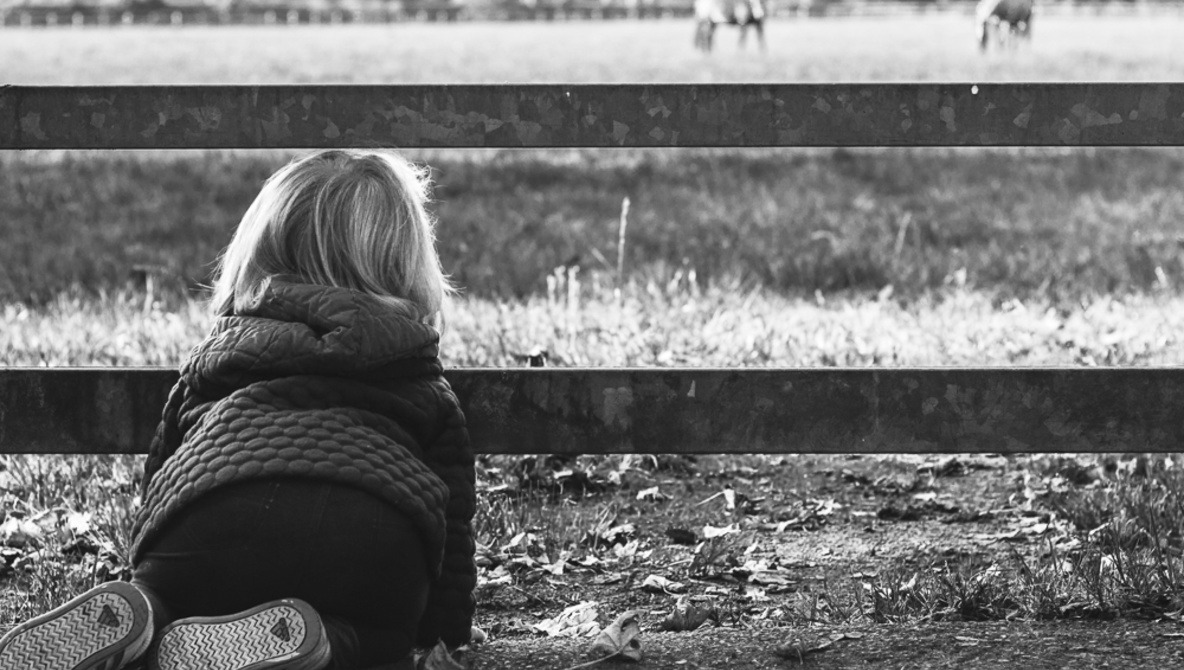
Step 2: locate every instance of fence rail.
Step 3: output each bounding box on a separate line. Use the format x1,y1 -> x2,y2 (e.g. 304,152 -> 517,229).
2,368 -> 1183,455
4,84 -> 1184,149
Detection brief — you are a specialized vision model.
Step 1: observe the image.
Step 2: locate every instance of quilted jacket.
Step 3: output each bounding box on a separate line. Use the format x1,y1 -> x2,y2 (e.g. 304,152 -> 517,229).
130,279 -> 476,648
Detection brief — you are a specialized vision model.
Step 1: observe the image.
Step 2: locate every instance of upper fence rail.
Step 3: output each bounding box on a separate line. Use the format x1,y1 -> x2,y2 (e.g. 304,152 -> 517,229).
4,84 -> 1184,149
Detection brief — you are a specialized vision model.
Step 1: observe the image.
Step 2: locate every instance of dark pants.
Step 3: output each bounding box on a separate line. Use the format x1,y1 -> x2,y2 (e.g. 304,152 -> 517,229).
132,479 -> 430,669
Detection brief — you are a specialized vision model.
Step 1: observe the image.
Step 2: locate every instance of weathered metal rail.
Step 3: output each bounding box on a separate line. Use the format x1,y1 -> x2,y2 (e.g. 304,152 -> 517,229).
1,367 -> 1182,456
3,83 -> 1184,149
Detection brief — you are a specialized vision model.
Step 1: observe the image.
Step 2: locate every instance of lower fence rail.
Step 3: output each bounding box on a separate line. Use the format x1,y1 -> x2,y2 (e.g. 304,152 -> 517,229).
0,367 -> 1180,455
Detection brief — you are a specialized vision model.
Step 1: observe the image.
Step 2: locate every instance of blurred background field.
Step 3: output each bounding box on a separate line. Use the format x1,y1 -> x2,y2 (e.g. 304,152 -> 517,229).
4,13 -> 1184,82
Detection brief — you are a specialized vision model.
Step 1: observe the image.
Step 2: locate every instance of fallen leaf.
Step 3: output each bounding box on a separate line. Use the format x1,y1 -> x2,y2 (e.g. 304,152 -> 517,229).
641,574 -> 686,594
416,641 -> 465,670
66,511 -> 92,536
545,553 -> 569,576
0,518 -> 42,548
588,610 -> 643,662
600,523 -> 636,545
613,539 -> 645,559
659,597 -> 715,631
533,601 -> 601,638
702,524 -> 739,539
636,486 -> 668,501
749,571 -> 795,587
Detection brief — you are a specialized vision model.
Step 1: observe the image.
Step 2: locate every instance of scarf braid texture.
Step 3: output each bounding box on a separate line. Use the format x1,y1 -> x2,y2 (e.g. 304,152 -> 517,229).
131,280 -> 476,648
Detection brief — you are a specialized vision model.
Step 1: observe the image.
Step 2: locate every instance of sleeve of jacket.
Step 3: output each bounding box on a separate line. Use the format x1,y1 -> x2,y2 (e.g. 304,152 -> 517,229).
415,380 -> 477,649
139,377 -> 189,498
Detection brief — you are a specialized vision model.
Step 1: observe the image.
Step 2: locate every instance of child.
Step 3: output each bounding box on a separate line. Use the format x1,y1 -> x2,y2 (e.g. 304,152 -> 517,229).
0,149 -> 476,670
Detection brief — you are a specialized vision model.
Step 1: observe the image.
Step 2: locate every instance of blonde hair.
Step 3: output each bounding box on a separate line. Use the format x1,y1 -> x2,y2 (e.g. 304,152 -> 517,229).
210,149 -> 454,325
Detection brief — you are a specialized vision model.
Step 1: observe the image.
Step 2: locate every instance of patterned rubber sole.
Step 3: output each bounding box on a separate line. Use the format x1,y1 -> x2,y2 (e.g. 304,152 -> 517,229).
0,581 -> 152,670
151,600 -> 330,670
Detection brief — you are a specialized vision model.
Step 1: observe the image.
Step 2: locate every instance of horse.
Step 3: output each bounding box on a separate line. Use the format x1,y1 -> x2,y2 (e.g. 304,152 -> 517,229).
976,0 -> 1033,51
693,0 -> 767,53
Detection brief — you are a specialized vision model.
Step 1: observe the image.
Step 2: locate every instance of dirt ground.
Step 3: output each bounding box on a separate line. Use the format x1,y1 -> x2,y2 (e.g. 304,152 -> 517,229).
462,452 -> 1167,669
468,619 -> 1184,669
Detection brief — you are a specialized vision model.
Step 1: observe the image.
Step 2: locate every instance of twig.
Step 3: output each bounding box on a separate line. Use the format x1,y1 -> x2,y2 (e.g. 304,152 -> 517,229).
893,212 -> 912,260
616,196 -> 631,288
696,490 -> 725,506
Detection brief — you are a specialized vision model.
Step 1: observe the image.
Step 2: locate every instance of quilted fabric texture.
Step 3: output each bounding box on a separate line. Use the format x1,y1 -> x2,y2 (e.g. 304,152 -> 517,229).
130,280 -> 476,648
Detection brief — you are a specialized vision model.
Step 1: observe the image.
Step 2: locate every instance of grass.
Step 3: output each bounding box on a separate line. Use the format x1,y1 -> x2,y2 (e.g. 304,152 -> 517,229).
0,454 -> 140,626
7,147 -> 1184,307
859,457 -> 1184,624
6,276 -> 1184,368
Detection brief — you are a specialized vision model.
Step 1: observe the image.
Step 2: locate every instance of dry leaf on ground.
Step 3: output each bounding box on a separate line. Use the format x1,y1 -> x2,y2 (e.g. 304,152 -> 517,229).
658,596 -> 716,632
641,574 -> 686,594
416,641 -> 465,670
533,601 -> 601,638
588,610 -> 643,662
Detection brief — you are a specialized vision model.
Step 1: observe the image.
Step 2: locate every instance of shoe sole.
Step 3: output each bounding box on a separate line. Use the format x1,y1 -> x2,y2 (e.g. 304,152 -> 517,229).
151,599 -> 330,670
0,581 -> 153,670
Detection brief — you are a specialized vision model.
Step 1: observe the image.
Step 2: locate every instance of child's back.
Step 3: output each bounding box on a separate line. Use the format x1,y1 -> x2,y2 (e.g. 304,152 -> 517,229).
0,149 -> 476,670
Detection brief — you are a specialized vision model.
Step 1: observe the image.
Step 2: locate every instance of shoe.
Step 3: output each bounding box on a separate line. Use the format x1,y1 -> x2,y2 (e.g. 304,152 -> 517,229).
148,598 -> 330,670
0,580 -> 154,670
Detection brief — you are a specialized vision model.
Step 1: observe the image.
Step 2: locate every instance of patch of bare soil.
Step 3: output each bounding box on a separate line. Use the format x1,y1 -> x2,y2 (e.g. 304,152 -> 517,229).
467,620 -> 1184,669
468,453 -> 1147,669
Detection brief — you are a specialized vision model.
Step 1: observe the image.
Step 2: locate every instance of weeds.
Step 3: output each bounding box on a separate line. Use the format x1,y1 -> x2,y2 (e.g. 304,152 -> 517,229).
857,459 -> 1184,625
0,455 -> 140,620
7,278 -> 1184,369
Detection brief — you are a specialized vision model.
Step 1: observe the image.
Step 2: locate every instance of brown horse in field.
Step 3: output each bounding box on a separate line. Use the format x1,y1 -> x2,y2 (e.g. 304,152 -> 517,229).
693,0 -> 767,52
976,0 -> 1033,50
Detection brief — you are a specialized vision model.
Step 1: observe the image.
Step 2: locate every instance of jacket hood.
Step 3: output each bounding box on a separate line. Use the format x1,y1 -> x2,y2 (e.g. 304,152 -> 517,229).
184,280 -> 441,395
